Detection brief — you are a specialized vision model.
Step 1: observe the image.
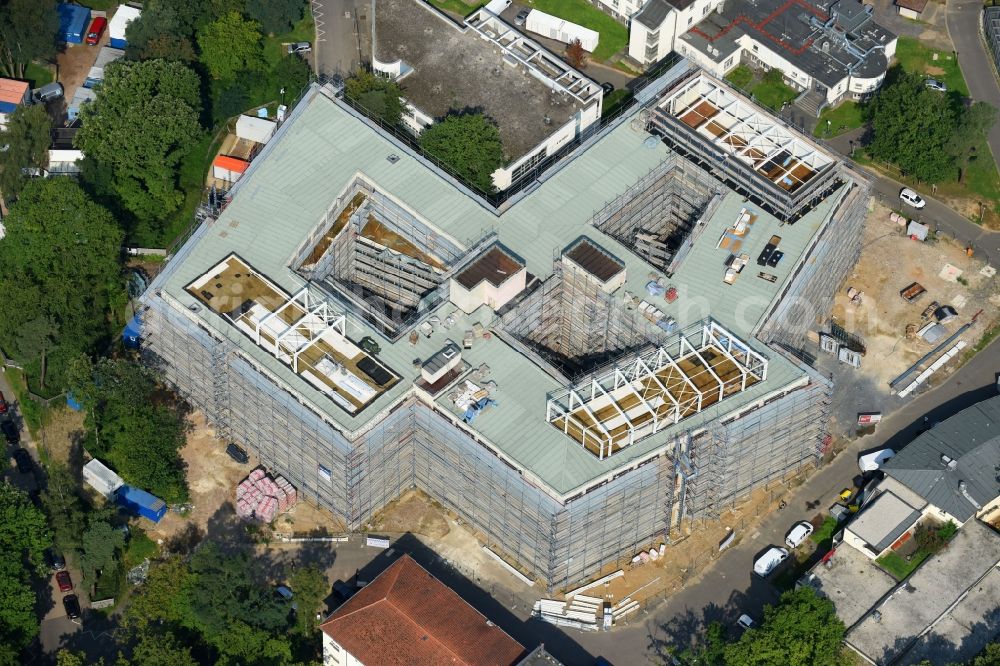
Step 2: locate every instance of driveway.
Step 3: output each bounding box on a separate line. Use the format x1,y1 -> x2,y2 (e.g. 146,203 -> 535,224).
947,0 -> 1000,171
311,0 -> 370,77
570,336 -> 1000,664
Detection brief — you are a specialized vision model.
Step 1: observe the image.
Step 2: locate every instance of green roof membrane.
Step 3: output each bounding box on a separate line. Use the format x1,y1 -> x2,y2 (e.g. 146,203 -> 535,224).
160,84 -> 848,497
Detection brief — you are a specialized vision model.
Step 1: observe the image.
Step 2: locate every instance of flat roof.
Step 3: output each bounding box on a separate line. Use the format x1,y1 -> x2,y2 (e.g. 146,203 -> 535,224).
0,78 -> 28,105
455,245 -> 524,289
679,0 -> 895,86
846,490 -> 922,554
374,0 -> 586,161
802,543 -> 897,627
846,520 -> 1000,665
152,82 -> 851,497
563,237 -> 624,283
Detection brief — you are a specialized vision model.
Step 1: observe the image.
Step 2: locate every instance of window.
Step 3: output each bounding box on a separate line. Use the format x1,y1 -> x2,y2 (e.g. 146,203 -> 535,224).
752,43 -> 758,52
318,464 -> 332,482
511,149 -> 546,182
724,56 -> 733,68
703,3 -> 710,14
688,16 -> 693,25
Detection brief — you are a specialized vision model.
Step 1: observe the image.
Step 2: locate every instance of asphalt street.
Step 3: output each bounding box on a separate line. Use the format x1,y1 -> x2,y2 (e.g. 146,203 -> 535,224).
947,0 -> 1000,173
566,336 -> 1000,664
311,0 -> 369,77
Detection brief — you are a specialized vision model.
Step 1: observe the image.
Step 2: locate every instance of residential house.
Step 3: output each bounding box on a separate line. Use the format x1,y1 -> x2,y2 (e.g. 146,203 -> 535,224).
0,78 -> 31,130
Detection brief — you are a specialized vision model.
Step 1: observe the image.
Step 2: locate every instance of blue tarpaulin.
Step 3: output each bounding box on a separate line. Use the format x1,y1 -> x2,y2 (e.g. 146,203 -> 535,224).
58,4 -> 91,44
122,314 -> 141,349
66,393 -> 82,411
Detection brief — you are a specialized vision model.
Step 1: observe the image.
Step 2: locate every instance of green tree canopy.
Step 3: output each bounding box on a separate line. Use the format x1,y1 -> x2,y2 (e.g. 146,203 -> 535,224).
121,556 -> 194,634
197,12 -> 264,81
76,58 -> 203,226
245,0 -> 305,34
68,357 -> 190,503
0,558 -> 39,661
344,69 -> 404,127
867,72 -> 957,183
0,179 -> 123,390
289,565 -> 328,635
723,587 -> 845,666
0,482 -> 51,657
40,461 -> 87,556
419,113 -> 505,193
0,104 -> 51,202
80,521 -> 125,583
945,101 -> 997,183
0,0 -> 59,78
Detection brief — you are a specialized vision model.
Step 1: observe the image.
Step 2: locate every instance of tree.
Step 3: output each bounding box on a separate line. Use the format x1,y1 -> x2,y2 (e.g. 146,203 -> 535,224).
55,650 -> 89,666
723,587 -> 845,666
565,38 -> 588,69
945,101 -> 997,183
0,558 -> 40,658
80,521 -> 125,583
189,544 -> 292,657
76,59 -> 203,227
0,104 -> 51,202
289,565 -> 328,636
867,72 -> 957,183
197,12 -> 264,81
40,462 -> 87,556
0,482 -> 51,657
971,642 -> 1000,666
0,0 -> 59,78
0,179 -> 123,391
129,630 -> 199,666
121,556 -> 194,633
344,69 -> 404,126
419,113 -> 505,193
246,0 -> 305,34
68,357 -> 190,503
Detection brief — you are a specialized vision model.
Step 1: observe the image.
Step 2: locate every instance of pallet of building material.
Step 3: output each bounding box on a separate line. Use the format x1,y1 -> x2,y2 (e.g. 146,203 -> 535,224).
570,594 -> 602,605
568,601 -> 600,613
564,570 -> 624,597
248,468 -> 266,482
612,601 -> 640,619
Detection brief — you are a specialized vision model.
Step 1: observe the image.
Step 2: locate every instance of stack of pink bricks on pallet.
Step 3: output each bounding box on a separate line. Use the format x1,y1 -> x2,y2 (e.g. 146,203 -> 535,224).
235,467 -> 298,522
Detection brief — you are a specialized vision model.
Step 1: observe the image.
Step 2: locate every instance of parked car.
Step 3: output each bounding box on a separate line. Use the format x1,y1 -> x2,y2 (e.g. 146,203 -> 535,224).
1,419 -> 18,445
32,82 -> 64,104
752,546 -> 789,578
858,448 -> 894,472
514,8 -> 530,25
333,579 -> 354,601
86,16 -> 107,45
0,390 -> 7,414
12,447 -> 32,473
226,443 -> 249,464
784,521 -> 814,549
899,187 -> 926,209
56,570 -> 73,592
287,41 -> 311,55
276,585 -> 299,610
46,548 -> 66,571
925,78 -> 947,92
737,614 -> 755,630
63,594 -> 81,619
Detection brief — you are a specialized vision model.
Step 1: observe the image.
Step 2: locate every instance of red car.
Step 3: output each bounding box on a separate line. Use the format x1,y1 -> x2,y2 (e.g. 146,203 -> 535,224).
0,390 -> 7,414
85,16 -> 107,46
55,570 -> 73,592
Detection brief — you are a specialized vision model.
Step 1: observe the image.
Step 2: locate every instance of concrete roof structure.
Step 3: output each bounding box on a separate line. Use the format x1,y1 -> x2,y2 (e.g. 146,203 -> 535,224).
156,78 -> 850,497
800,541 -> 897,627
678,0 -> 895,87
845,520 -> 1000,665
883,395 -> 1000,523
846,490 -> 922,554
320,555 -> 525,665
373,0 -> 595,161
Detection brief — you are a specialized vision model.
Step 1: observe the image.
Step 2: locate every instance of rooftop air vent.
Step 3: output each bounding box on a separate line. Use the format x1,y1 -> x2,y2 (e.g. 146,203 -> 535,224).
387,154 -> 400,164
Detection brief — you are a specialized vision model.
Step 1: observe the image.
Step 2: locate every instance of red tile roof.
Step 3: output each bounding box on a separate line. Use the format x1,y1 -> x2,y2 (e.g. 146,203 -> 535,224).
0,78 -> 29,106
320,555 -> 525,666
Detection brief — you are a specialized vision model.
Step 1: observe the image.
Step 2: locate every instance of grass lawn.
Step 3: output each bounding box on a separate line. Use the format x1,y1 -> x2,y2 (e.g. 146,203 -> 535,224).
752,77 -> 798,111
23,62 -> 54,87
263,11 -> 317,68
894,36 -> 969,97
524,0 -> 629,61
602,88 -> 633,117
876,549 -> 932,580
725,65 -> 754,91
124,529 -> 159,568
814,101 -> 865,138
429,0 -> 488,16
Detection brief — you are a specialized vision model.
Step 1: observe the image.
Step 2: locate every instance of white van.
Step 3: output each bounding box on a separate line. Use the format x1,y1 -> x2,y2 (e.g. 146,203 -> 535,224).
752,546 -> 789,578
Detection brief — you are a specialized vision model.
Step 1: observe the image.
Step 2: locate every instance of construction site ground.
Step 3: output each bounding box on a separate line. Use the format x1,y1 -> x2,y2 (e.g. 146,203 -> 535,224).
821,199 -> 999,435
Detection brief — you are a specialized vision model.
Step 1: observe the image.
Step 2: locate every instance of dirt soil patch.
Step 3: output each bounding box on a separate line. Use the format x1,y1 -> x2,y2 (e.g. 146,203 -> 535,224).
370,488 -> 451,539
37,405 -> 86,466
830,200 -> 999,389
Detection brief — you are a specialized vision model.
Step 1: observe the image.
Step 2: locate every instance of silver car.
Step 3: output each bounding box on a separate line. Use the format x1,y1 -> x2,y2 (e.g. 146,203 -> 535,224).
287,41 -> 312,55
925,79 -> 947,93
515,8 -> 530,25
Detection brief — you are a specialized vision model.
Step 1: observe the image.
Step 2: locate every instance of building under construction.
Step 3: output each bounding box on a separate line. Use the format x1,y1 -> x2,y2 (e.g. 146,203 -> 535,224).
141,62 -> 868,589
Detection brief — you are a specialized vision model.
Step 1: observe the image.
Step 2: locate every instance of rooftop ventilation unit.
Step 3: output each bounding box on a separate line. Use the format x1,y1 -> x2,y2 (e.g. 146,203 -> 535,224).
387,154 -> 400,164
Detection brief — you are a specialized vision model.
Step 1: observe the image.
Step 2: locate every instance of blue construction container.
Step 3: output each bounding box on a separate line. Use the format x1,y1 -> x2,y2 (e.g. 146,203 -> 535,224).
58,4 -> 92,44
122,314 -> 141,349
116,485 -> 167,523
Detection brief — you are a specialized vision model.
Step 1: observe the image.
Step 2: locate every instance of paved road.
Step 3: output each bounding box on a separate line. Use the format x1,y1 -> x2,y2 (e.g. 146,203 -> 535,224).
570,337 -> 1000,665
311,0 -> 369,77
822,127 -> 1000,267
947,0 -> 1000,172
